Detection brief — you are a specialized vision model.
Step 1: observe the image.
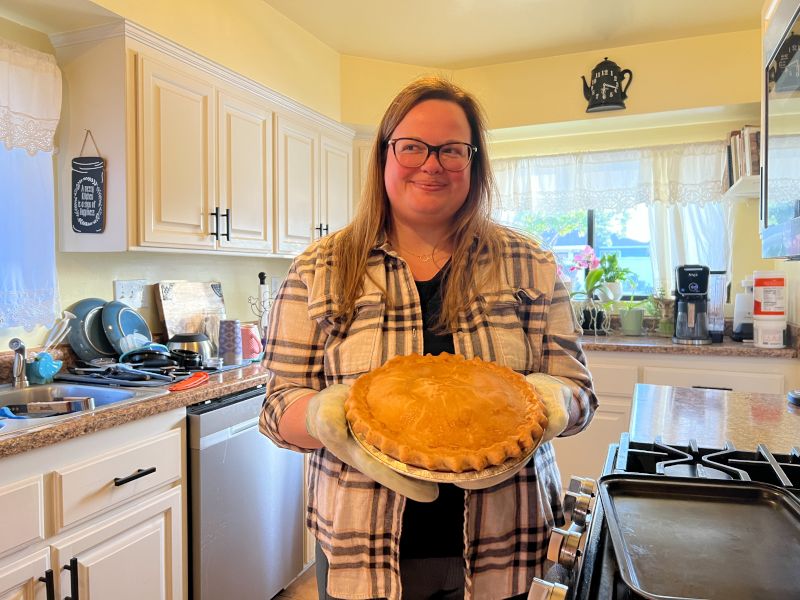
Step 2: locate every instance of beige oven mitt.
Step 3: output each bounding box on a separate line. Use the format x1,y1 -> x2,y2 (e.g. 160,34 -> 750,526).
306,384 -> 439,503
525,373 -> 572,443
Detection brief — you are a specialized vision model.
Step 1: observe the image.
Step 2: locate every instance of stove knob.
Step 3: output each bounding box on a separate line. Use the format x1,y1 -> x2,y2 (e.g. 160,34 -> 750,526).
563,490 -> 592,527
568,476 -> 597,497
528,578 -> 568,600
546,526 -> 582,570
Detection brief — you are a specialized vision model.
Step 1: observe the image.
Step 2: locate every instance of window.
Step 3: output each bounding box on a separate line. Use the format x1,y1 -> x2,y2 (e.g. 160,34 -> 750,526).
492,141 -> 732,297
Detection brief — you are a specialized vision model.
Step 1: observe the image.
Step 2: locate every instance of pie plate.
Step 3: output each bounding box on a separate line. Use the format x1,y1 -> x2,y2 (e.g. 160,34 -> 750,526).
349,423 -> 539,484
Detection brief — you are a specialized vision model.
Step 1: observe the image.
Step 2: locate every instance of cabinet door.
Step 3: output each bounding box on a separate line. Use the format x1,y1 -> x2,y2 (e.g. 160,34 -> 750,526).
138,54 -> 216,249
551,397 -> 631,487
217,89 -> 274,252
320,134 -> 353,237
0,548 -> 51,600
276,115 -> 318,255
51,487 -> 182,600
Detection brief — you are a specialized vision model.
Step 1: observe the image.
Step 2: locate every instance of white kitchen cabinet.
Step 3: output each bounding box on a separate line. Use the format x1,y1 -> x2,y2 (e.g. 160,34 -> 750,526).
0,409 -> 185,600
275,114 -> 353,256
54,21 -> 353,257
552,361 -> 637,487
137,53 -> 216,250
0,548 -> 51,600
51,488 -> 181,600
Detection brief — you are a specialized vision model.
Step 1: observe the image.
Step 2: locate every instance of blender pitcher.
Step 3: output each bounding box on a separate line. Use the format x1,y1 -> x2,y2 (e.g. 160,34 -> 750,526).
707,271 -> 727,343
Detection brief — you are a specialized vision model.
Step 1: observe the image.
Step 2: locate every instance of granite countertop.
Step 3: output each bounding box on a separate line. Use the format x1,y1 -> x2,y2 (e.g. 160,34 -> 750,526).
582,334 -> 797,358
629,383 -> 800,452
0,363 -> 272,459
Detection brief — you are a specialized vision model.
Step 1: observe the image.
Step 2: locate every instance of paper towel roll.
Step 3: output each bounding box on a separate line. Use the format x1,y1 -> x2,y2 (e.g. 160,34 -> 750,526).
218,319 -> 243,365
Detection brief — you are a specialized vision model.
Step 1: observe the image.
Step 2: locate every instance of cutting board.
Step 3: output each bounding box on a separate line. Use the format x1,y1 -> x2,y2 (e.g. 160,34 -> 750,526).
155,281 -> 226,340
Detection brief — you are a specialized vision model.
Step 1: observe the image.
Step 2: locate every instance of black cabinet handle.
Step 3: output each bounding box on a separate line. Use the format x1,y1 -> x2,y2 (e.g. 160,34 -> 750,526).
114,466 -> 156,487
220,208 -> 231,240
63,558 -> 79,600
315,223 -> 329,237
210,208 -> 221,240
38,568 -> 55,600
323,224 -> 329,235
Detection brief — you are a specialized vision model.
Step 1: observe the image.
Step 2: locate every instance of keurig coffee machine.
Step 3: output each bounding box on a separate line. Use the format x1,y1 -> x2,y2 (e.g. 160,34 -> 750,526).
673,265 -> 712,345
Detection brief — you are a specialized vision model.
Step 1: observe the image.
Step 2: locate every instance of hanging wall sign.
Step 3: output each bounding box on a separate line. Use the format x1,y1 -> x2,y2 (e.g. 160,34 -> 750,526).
71,130 -> 105,233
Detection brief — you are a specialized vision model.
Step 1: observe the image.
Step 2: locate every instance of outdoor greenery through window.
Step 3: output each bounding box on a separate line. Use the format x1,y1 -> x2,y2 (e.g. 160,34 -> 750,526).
497,204 -> 653,298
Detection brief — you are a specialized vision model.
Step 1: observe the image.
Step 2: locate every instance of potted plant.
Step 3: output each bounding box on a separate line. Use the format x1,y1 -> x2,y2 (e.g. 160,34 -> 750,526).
596,253 -> 633,301
615,278 -> 650,336
569,260 -> 613,335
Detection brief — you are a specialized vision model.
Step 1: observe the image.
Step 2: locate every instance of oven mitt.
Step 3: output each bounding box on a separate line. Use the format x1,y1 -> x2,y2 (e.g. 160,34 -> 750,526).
306,384 -> 439,503
525,373 -> 573,443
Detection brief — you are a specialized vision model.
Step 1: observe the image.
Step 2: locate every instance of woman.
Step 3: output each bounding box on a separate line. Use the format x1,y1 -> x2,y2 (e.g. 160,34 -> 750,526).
260,76 -> 597,600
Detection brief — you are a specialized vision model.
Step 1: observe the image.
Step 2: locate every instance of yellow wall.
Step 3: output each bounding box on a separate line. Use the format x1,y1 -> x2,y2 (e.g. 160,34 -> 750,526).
341,30 -> 762,130
0,15 -> 52,52
89,0 -> 342,120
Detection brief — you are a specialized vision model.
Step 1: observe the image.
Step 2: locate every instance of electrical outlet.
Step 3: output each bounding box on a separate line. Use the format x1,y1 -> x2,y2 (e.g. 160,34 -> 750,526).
113,279 -> 148,309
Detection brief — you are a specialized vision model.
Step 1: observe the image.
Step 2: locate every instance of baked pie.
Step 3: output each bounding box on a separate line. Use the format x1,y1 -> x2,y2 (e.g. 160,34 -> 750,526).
345,353 -> 548,473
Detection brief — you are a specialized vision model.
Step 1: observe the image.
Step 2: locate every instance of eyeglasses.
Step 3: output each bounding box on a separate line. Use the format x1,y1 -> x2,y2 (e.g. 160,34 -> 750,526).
387,138 -> 477,172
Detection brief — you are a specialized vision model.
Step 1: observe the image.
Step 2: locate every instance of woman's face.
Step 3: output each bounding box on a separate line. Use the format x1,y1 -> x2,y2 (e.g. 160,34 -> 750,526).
384,99 -> 472,231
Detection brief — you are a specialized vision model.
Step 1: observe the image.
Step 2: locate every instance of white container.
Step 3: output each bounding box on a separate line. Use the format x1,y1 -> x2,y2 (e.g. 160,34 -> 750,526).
753,318 -> 786,348
753,270 -> 786,317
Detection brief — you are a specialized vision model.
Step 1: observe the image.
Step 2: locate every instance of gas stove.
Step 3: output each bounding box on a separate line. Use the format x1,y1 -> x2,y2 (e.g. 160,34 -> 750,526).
530,433 -> 800,600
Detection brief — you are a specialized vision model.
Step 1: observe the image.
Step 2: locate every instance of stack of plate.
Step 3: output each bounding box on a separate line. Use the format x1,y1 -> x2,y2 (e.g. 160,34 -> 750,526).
66,298 -> 153,362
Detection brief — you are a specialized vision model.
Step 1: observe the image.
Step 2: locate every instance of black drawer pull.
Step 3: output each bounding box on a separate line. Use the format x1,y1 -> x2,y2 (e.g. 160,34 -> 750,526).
210,208 -> 221,240
63,557 -> 79,600
114,466 -> 156,486
38,568 -> 55,600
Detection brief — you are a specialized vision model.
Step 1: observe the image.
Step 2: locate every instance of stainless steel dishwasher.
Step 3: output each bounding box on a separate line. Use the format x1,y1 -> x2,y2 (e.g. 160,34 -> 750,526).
187,386 -> 305,599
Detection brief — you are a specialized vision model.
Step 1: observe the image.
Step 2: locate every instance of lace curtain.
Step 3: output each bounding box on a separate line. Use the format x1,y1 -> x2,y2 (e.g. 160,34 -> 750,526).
0,37 -> 62,330
491,141 -> 735,292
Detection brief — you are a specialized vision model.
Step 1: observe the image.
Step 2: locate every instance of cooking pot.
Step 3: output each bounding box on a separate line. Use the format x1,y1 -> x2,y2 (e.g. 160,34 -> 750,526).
167,333 -> 214,362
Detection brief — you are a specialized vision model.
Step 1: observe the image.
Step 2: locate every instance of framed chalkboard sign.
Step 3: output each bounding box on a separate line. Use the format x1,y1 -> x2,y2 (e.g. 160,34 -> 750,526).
71,131 -> 105,234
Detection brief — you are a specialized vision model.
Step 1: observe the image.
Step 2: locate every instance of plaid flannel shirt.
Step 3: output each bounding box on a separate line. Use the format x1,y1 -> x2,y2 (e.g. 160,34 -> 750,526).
260,227 -> 597,600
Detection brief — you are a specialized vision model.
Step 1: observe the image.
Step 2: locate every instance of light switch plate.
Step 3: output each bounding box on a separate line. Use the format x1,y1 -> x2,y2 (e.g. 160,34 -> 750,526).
113,279 -> 149,309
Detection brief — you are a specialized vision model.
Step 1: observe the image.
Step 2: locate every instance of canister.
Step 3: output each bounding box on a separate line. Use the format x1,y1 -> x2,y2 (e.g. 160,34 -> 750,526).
218,319 -> 243,365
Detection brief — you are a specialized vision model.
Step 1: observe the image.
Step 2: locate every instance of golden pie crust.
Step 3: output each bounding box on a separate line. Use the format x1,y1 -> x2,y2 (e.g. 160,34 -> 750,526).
345,353 -> 548,473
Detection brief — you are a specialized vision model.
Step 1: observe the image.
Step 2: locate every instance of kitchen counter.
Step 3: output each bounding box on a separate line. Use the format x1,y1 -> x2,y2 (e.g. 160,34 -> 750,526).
0,362 -> 271,459
629,383 -> 800,452
581,334 -> 797,358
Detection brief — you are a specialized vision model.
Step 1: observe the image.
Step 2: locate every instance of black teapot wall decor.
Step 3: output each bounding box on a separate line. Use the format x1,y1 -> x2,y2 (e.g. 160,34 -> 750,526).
581,57 -> 633,113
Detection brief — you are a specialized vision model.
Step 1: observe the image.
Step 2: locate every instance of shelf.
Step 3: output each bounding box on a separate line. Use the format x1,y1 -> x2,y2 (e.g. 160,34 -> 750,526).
723,174 -> 760,200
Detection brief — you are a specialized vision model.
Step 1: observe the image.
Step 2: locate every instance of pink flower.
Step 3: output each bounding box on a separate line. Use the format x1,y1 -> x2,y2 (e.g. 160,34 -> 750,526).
570,245 -> 600,271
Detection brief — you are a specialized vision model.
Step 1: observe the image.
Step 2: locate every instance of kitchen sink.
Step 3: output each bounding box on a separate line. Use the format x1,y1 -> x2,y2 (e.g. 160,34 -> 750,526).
0,383 -> 169,435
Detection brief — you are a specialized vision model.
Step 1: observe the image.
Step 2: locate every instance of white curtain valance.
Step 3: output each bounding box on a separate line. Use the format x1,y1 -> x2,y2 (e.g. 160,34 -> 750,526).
492,141 -> 728,213
0,36 -> 62,155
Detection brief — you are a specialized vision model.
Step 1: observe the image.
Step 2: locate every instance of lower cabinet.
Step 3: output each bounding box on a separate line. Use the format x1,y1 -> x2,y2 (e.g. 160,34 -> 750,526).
0,409 -> 185,600
52,488 -> 181,600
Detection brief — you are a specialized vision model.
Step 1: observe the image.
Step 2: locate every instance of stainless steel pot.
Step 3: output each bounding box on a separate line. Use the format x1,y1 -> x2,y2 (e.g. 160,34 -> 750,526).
167,333 -> 214,361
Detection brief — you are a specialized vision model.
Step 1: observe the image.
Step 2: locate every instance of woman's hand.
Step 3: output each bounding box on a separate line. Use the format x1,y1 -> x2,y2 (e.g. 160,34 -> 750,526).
525,373 -> 573,442
306,384 -> 439,502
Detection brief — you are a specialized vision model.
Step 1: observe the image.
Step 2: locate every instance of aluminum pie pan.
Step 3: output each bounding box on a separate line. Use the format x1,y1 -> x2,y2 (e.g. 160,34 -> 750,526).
349,423 -> 538,483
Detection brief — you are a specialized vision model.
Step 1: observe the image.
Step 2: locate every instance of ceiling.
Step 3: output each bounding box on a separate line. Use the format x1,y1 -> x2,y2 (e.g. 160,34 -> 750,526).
262,0 -> 764,69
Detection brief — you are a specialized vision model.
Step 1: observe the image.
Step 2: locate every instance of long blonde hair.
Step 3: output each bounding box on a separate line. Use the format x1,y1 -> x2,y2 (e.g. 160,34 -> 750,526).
331,76 -> 503,330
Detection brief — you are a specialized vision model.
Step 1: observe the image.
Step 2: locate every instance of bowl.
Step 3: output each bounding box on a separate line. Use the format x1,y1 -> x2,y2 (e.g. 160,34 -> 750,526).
167,333 -> 214,361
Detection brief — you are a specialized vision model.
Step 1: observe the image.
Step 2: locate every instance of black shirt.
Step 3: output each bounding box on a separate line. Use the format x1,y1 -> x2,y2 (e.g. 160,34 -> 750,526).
399,265 -> 464,559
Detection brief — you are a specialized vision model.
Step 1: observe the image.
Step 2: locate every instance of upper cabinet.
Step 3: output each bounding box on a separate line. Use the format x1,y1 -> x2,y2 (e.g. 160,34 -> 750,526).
53,22 -> 354,257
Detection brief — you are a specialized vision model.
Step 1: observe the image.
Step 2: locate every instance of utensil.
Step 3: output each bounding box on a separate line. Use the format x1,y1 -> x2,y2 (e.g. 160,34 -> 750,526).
598,474 -> 800,599
101,300 -> 153,355
169,371 -> 209,391
66,298 -> 117,362
166,333 -> 213,361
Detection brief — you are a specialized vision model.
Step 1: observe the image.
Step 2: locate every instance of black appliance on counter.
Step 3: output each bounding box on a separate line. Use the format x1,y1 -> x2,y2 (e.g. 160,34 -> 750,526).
673,265 -> 712,345
530,433 -> 800,599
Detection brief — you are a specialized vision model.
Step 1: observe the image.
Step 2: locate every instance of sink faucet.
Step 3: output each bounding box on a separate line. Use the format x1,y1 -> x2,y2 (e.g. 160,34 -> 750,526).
9,338 -> 29,389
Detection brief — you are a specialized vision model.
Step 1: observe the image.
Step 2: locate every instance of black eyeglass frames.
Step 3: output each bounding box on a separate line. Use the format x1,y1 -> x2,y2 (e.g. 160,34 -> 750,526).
387,138 -> 477,171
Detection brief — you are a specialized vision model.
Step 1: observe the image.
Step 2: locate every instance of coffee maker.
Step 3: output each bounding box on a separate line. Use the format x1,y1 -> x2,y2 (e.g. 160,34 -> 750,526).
673,265 -> 712,345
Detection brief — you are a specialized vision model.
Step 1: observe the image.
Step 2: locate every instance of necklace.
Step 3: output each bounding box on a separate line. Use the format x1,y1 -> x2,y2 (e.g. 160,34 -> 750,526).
392,242 -> 444,263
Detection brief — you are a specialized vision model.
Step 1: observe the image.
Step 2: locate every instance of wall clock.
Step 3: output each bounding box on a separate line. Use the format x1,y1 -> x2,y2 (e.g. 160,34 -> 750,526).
581,58 -> 633,113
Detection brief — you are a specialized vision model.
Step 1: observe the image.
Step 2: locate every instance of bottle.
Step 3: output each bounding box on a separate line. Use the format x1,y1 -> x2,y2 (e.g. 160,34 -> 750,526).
752,270 -> 786,349
731,278 -> 754,342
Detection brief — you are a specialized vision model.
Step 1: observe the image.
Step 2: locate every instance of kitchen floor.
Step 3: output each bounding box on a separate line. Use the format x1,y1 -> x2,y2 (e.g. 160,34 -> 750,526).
275,566 -> 317,600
